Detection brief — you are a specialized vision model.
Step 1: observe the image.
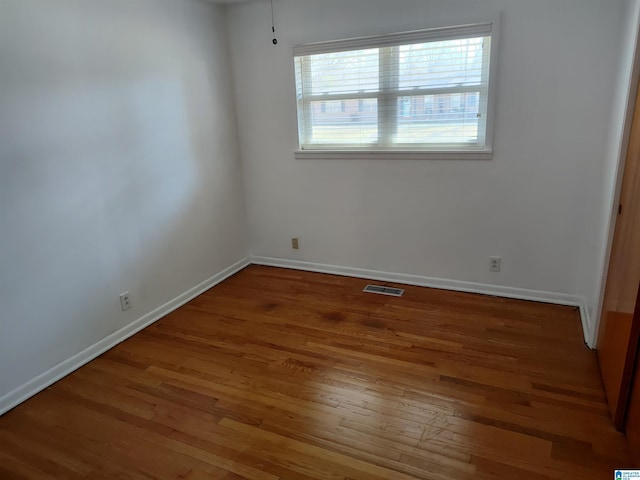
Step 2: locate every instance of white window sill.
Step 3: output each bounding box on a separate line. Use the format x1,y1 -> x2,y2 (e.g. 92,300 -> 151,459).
294,150 -> 493,161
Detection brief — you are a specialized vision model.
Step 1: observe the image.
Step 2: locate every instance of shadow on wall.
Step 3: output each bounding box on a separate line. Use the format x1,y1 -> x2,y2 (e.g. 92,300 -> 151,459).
0,0 -> 246,398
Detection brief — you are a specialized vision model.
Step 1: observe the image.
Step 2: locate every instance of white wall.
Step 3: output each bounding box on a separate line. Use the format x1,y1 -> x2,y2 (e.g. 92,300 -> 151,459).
227,0 -> 628,341
588,0 -> 640,347
0,0 -> 634,409
0,0 -> 248,404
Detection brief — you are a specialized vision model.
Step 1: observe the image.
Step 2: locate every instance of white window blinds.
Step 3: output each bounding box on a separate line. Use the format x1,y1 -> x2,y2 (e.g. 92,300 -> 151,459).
293,22 -> 496,157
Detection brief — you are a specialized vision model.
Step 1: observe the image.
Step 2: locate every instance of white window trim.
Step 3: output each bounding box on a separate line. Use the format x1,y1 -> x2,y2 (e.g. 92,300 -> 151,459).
292,18 -> 500,161
294,150 -> 493,161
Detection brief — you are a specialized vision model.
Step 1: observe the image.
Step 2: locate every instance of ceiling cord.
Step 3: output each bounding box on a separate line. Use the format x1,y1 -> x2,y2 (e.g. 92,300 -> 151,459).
271,0 -> 278,45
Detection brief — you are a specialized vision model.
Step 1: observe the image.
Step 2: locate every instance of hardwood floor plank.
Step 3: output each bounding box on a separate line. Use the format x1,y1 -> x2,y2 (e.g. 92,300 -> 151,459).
0,265 -> 630,479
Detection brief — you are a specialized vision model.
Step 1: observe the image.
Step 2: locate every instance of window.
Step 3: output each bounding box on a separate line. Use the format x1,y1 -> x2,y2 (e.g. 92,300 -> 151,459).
293,22 -> 498,159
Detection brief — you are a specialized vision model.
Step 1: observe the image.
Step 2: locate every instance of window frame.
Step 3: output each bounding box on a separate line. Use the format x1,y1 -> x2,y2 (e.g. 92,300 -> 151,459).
293,20 -> 500,160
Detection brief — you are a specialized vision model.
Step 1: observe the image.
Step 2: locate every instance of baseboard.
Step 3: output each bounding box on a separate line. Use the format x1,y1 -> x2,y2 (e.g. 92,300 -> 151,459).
0,254 -> 594,416
0,256 -> 250,416
579,301 -> 595,349
251,256 -> 594,348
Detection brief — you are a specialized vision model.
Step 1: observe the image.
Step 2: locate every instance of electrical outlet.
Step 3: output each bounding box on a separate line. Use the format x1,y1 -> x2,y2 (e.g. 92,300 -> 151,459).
489,257 -> 501,272
120,291 -> 132,311
292,238 -> 299,250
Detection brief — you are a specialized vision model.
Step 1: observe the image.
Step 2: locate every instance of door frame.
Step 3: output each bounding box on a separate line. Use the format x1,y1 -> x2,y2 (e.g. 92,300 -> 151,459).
592,15 -> 640,350
623,288 -> 640,430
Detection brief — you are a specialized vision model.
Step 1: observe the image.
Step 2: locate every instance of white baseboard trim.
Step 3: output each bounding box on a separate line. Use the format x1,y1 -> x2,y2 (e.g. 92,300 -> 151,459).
0,256 -> 250,416
1,254 -> 594,416
579,302 -> 595,349
251,256 -> 594,348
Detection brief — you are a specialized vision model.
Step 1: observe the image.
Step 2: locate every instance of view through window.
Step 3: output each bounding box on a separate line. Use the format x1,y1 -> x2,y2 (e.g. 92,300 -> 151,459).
294,23 -> 496,156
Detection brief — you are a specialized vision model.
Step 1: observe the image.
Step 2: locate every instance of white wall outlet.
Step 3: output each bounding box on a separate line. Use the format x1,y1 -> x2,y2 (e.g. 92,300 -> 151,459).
292,238 -> 299,250
489,256 -> 502,272
120,291 -> 132,311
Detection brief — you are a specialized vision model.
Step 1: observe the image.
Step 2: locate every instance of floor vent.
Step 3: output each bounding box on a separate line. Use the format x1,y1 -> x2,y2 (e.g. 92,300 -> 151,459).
363,285 -> 405,297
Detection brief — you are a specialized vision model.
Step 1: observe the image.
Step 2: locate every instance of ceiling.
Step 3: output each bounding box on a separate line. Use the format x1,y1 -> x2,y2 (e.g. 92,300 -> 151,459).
202,0 -> 258,4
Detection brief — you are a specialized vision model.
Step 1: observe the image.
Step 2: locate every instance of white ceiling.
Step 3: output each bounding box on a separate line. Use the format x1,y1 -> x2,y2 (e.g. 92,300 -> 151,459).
202,0 -> 258,4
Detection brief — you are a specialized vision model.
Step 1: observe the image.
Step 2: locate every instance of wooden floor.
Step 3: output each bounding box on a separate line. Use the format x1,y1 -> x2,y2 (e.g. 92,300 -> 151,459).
0,265 -> 631,479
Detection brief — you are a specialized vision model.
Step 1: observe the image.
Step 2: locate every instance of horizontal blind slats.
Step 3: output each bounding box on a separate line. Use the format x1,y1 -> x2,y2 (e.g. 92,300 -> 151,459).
295,24 -> 493,151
